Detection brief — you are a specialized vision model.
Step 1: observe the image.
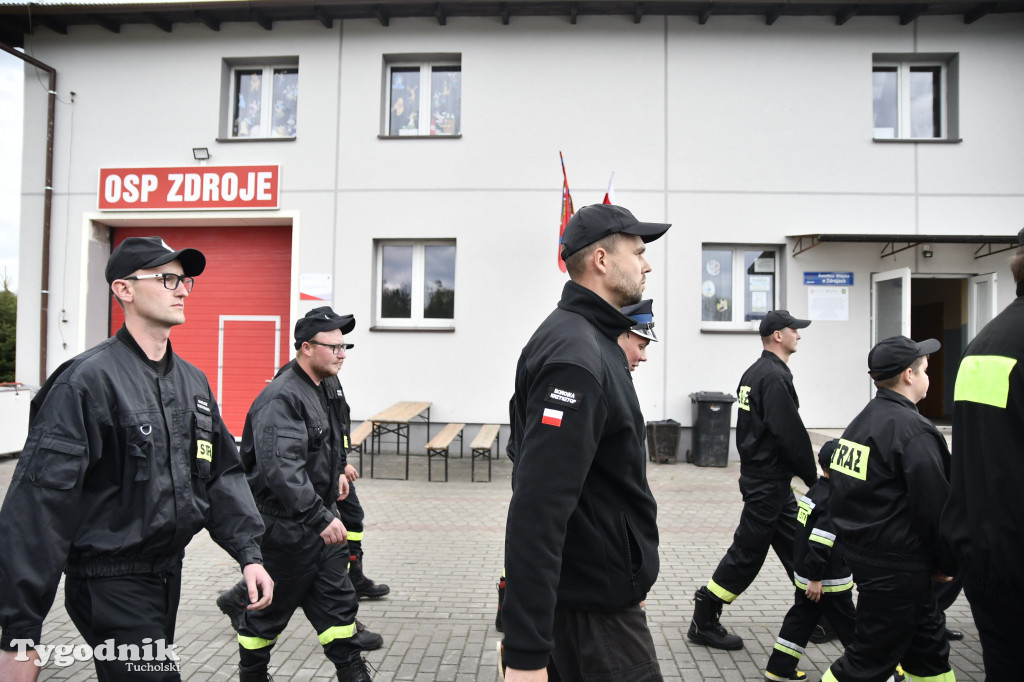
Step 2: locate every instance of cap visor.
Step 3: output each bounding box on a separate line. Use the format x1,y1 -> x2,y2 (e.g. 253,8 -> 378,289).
790,318 -> 812,329
916,338 -> 941,356
625,222 -> 671,244
143,248 -> 206,277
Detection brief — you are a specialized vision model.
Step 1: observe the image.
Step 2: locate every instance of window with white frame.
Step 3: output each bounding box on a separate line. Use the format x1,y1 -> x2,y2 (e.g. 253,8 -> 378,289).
226,62 -> 298,138
375,240 -> 456,328
701,246 -> 780,329
872,54 -> 959,141
383,55 -> 461,137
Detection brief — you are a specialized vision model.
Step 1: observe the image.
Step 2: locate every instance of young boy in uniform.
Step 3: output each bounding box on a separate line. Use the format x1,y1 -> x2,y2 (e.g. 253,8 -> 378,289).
764,440 -> 855,681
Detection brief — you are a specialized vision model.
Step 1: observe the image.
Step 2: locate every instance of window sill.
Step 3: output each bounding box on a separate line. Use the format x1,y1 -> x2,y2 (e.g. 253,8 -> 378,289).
216,136 -> 297,143
377,134 -> 462,140
872,137 -> 962,144
700,326 -> 761,334
369,326 -> 455,332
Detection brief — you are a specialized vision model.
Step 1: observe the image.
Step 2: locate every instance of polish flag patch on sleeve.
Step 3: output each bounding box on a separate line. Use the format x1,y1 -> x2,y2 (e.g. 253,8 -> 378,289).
541,408 -> 564,427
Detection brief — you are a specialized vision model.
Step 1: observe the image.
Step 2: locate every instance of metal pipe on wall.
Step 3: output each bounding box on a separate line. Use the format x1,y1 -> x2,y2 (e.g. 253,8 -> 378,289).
0,43 -> 56,386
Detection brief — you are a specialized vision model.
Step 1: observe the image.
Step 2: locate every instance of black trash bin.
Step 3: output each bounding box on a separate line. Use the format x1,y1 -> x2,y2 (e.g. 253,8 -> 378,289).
688,392 -> 736,467
645,419 -> 682,464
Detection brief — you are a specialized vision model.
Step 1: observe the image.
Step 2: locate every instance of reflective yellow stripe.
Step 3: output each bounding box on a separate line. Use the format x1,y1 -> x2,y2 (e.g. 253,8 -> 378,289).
707,579 -> 738,603
237,634 -> 278,650
773,642 -> 803,659
954,355 -> 1016,409
318,623 -> 357,645
904,669 -> 956,682
810,530 -> 836,548
347,531 -> 364,542
822,668 -> 840,682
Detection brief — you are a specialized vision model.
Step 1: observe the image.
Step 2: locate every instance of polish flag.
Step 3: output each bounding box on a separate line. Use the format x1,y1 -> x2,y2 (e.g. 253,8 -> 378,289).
541,408 -> 564,427
602,171 -> 615,205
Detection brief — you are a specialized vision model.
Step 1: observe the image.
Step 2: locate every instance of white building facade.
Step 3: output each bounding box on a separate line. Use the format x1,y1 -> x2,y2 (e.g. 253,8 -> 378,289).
4,1 -> 1023,438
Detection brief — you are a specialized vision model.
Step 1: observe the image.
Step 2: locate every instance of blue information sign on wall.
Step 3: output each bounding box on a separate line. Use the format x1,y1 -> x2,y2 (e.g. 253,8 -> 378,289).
804,272 -> 854,286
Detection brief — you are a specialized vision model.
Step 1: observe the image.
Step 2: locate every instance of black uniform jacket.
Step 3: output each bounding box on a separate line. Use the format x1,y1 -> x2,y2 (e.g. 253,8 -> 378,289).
502,281 -> 660,671
0,328 -> 264,649
736,350 -> 816,486
829,388 -> 951,572
943,281 -> 1024,601
241,361 -> 343,536
793,476 -> 853,592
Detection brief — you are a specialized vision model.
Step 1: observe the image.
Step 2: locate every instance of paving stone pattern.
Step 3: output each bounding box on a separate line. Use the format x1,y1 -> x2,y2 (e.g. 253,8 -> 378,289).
0,442 -> 983,681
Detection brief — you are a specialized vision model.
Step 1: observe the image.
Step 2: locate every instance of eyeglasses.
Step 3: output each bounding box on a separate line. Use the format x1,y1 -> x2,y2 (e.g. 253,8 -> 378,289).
123,273 -> 195,292
307,341 -> 354,355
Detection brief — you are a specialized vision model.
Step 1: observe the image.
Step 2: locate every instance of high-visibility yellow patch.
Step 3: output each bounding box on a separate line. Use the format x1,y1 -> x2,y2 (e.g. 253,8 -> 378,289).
830,439 -> 869,481
238,634 -> 277,650
737,385 -> 751,411
797,499 -> 812,527
196,440 -> 213,462
344,435 -> 350,448
318,623 -> 357,645
954,355 -> 1016,409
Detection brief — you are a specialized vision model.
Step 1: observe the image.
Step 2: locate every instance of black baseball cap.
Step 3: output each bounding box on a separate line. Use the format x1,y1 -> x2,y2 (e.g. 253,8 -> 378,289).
559,204 -> 671,261
818,439 -> 839,472
105,236 -> 206,284
868,335 -> 941,380
294,306 -> 356,350
759,310 -> 811,336
621,299 -> 657,342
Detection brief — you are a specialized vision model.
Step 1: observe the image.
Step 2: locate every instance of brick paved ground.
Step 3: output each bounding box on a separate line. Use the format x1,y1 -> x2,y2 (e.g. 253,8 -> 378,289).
0,435 -> 984,681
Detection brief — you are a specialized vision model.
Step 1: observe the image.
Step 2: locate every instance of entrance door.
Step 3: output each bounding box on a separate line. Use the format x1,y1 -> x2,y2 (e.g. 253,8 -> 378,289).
871,267 -> 911,344
219,316 -> 282,435
969,273 -> 998,340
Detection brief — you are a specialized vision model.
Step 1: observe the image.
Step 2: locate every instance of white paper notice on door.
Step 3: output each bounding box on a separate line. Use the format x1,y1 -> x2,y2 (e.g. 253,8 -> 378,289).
808,286 -> 848,321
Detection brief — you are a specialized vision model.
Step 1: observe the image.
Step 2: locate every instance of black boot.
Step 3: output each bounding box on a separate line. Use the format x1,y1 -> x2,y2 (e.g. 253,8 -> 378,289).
336,657 -> 373,682
495,575 -> 506,632
349,551 -> 390,599
687,586 -> 743,650
239,667 -> 273,682
349,621 -> 384,651
217,580 -> 250,631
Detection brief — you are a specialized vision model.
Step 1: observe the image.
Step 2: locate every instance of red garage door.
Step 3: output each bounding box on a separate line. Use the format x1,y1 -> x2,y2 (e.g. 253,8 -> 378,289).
110,226 -> 291,437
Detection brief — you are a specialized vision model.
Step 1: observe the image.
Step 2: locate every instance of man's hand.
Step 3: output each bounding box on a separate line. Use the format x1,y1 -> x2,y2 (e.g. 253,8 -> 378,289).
337,474 -> 350,501
242,563 -> 274,611
320,518 -> 348,545
345,463 -> 360,482
932,571 -> 954,584
805,580 -> 823,603
0,649 -> 42,682
505,669 -> 547,682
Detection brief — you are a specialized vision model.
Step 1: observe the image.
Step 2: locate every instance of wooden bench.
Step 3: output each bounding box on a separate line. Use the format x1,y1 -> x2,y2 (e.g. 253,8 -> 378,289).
470,424 -> 501,482
348,421 -> 373,473
425,423 -> 465,482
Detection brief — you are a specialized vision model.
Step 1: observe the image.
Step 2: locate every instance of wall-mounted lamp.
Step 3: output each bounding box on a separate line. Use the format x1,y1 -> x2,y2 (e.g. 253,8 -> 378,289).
922,244 -> 934,258
192,147 -> 211,161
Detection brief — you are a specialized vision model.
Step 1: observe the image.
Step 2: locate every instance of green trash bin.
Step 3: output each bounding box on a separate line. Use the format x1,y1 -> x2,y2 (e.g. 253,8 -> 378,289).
688,392 -> 736,467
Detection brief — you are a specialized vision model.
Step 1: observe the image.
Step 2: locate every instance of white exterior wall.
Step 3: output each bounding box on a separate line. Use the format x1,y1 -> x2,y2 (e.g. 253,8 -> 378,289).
15,13 -> 1024,431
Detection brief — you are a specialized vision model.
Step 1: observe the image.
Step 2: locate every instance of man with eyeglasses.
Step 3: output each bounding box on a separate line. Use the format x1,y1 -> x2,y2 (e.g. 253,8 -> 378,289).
229,307 -> 383,682
0,236 -> 272,682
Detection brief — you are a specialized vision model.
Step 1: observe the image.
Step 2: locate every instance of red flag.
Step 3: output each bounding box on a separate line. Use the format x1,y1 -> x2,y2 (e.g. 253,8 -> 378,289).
602,171 -> 615,205
558,152 -> 574,273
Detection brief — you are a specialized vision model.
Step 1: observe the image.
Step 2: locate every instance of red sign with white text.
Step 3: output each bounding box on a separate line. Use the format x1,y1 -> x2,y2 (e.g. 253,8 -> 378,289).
98,165 -> 280,210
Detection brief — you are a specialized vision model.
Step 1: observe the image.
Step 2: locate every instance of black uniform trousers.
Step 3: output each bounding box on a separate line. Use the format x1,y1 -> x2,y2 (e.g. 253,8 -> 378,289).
709,476 -> 799,602
337,482 -> 364,535
64,562 -> 183,682
237,517 -> 360,671
549,604 -> 662,682
823,558 -> 951,682
964,585 -> 1022,681
766,588 -> 856,678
